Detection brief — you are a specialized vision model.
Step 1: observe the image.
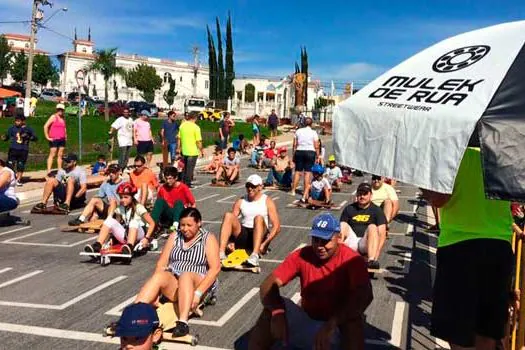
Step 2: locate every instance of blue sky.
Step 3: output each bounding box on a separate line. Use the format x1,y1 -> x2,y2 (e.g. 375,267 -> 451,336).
1,0 -> 525,88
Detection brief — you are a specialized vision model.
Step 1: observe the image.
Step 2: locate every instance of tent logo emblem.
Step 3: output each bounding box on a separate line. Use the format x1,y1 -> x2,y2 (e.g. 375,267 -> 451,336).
432,45 -> 490,73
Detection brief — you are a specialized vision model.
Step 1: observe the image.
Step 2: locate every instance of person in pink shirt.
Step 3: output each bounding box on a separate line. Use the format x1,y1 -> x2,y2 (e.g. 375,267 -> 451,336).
43,103 -> 67,174
134,110 -> 155,167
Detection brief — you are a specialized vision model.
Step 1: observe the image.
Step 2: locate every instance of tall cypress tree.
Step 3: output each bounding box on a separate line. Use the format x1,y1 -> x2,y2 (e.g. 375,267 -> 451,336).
225,12 -> 235,99
216,17 -> 225,101
301,47 -> 308,108
206,25 -> 217,100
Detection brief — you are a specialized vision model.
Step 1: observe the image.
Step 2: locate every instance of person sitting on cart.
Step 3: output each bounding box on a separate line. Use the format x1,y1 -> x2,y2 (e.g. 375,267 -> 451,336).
260,140 -> 278,169
115,302 -> 162,350
151,166 -> 195,231
218,174 -> 281,267
68,164 -> 122,227
90,154 -> 107,175
264,147 -> 293,189
324,155 -> 343,191
32,153 -> 87,213
202,146 -> 223,173
371,175 -> 399,225
248,213 -> 372,350
130,155 -> 159,206
232,134 -> 250,154
134,208 -> 220,338
250,136 -> 268,168
0,159 -> 19,213
301,164 -> 332,207
213,147 -> 240,185
83,182 -> 156,257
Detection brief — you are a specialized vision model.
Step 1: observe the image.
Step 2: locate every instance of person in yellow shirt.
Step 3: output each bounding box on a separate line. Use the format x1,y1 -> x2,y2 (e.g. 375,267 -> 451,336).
29,96 -> 38,117
371,175 -> 399,224
177,113 -> 203,187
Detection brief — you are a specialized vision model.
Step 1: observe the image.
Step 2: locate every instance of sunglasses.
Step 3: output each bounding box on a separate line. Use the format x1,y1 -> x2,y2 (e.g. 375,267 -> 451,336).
356,191 -> 370,196
371,177 -> 382,181
245,184 -> 257,190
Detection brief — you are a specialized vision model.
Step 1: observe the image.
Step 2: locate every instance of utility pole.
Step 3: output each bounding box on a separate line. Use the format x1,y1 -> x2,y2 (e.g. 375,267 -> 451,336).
192,46 -> 199,96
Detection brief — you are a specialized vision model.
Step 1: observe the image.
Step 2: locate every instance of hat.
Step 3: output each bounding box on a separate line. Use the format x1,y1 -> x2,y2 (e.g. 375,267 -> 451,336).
62,153 -> 78,162
371,174 -> 382,181
56,103 -> 65,110
310,213 -> 341,240
140,110 -> 151,117
356,182 -> 372,193
115,303 -> 159,338
328,155 -> 336,162
14,115 -> 26,121
246,174 -> 263,186
107,164 -> 121,173
278,147 -> 287,153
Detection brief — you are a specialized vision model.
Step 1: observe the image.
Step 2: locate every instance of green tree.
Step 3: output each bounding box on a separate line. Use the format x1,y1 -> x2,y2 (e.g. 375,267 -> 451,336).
92,85 -> 97,97
216,17 -> 225,101
113,79 -> 118,100
10,53 -> 27,83
207,25 -> 218,100
32,54 -> 58,87
163,77 -> 177,108
126,63 -> 162,103
225,12 -> 235,99
0,35 -> 13,85
85,48 -> 126,121
301,47 -> 308,108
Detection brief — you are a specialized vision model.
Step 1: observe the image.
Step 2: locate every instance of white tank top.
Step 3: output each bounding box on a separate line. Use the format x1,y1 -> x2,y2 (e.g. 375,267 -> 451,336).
240,194 -> 268,228
0,167 -> 17,201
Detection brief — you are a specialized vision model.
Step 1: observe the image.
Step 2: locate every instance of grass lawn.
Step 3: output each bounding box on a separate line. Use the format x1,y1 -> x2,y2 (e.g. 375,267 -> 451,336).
0,111 -> 268,171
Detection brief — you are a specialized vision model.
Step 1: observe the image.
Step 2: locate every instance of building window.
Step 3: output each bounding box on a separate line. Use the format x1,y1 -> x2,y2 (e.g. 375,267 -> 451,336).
25,43 -> 29,48
205,80 -> 209,89
236,91 -> 242,101
82,48 -> 87,53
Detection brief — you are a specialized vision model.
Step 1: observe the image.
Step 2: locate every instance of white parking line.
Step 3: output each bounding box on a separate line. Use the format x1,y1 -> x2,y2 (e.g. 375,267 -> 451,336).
2,235 -> 95,248
105,295 -> 136,316
0,275 -> 127,310
0,226 -> 31,237
0,270 -> 43,289
190,288 -> 259,326
0,267 -> 13,274
436,337 -> 451,349
196,194 -> 220,202
202,221 -> 311,230
389,301 -> 406,347
216,195 -> 236,204
2,228 -> 55,243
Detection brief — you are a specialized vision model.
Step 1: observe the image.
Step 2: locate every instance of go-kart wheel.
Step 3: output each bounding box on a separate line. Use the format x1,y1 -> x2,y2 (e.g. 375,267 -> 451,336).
191,335 -> 199,346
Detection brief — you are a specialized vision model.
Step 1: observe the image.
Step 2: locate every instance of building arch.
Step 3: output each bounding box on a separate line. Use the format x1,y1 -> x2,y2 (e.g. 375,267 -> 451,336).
244,83 -> 255,103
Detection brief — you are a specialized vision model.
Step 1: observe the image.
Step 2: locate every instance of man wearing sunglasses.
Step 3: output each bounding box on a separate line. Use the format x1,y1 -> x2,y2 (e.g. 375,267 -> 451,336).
249,213 -> 372,350
218,174 -> 281,267
340,182 -> 387,270
130,156 -> 159,206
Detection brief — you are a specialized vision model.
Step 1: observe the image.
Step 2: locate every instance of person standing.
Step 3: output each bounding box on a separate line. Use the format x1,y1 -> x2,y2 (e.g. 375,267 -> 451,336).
422,146 -> 513,349
110,108 -> 134,170
2,115 -> 37,186
267,109 -> 279,139
177,113 -> 203,187
29,96 -> 38,117
134,110 -> 155,167
15,96 -> 24,118
252,115 -> 261,147
291,117 -> 319,199
161,110 -> 179,167
43,103 -> 67,175
219,112 -> 235,150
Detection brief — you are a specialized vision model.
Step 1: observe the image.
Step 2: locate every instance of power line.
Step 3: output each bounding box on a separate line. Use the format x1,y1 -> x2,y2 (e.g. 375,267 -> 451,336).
38,24 -> 74,41
0,20 -> 31,24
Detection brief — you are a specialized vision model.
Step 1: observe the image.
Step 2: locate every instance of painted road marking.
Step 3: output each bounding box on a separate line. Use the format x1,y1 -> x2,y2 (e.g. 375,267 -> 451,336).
2,228 -> 55,243
0,275 -> 127,310
202,220 -> 311,230
105,295 -> 136,316
0,270 -> 43,289
2,236 -> 95,248
0,226 -> 31,237
196,194 -> 220,202
216,195 -> 236,204
389,301 -> 406,347
0,267 -> 13,274
436,337 -> 450,349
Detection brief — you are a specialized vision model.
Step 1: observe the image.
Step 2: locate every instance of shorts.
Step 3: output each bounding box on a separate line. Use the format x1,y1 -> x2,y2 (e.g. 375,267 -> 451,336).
431,238 -> 513,347
344,225 -> 368,255
103,217 -> 145,244
283,298 -> 341,349
7,148 -> 29,172
95,201 -> 110,219
53,182 -> 86,208
137,140 -> 154,154
310,190 -> 325,201
230,226 -> 254,250
49,139 -> 66,148
293,150 -> 316,172
269,124 -> 278,131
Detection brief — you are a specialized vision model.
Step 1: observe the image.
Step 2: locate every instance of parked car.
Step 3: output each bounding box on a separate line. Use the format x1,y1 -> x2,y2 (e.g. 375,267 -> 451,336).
128,101 -> 158,117
198,109 -> 224,122
40,89 -> 62,102
67,92 -> 88,102
96,101 -> 128,117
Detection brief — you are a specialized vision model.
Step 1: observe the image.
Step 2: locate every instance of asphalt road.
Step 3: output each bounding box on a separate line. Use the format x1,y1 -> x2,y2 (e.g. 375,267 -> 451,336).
0,140 -> 443,350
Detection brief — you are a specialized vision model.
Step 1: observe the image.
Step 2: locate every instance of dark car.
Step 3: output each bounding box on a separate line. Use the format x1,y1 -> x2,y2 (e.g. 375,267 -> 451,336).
67,92 -> 88,102
128,101 -> 158,117
97,101 -> 128,117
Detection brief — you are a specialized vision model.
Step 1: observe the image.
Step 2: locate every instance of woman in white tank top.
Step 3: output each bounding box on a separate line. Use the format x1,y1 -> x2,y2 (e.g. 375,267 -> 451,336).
0,160 -> 18,212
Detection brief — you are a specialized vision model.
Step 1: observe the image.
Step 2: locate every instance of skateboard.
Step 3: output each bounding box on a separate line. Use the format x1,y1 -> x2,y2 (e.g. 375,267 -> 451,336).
288,200 -> 334,211
80,242 -> 132,266
221,249 -> 261,273
61,219 -> 104,233
30,205 -> 68,215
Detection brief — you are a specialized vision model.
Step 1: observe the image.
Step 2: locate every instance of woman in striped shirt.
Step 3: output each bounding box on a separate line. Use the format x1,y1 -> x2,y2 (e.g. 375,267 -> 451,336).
134,208 -> 220,337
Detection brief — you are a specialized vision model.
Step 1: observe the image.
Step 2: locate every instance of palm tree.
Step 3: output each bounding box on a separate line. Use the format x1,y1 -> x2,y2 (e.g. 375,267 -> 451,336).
85,48 -> 126,121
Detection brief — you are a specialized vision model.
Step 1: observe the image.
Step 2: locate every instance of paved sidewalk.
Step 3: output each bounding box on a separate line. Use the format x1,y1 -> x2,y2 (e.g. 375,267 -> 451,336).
15,130 -> 299,203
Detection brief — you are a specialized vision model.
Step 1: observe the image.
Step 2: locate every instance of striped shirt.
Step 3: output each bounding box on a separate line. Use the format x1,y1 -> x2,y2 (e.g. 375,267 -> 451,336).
168,228 -> 209,276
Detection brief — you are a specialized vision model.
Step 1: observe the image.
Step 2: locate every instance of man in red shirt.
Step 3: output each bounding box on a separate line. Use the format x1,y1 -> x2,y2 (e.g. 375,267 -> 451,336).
261,140 -> 277,169
151,166 -> 195,230
249,213 -> 373,350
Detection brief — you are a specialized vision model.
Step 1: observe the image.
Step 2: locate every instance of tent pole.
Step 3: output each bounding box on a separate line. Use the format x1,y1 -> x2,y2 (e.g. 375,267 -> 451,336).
512,235 -> 522,349
517,239 -> 525,349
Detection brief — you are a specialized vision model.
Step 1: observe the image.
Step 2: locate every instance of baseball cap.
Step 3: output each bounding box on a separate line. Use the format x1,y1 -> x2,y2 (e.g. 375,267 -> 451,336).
140,110 -> 151,117
62,153 -> 78,162
107,164 -> 121,173
246,174 -> 263,186
115,303 -> 159,338
310,213 -> 341,240
56,103 -> 65,110
328,155 -> 336,162
14,115 -> 26,121
278,146 -> 287,153
356,182 -> 372,194
371,175 -> 382,181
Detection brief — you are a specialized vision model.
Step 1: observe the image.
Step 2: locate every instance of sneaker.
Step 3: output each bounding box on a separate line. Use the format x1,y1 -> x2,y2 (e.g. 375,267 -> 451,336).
84,242 -> 101,253
172,321 -> 190,337
32,203 -> 46,211
211,179 -> 217,184
16,180 -> 22,187
245,253 -> 260,267
368,260 -> 380,270
68,217 -> 84,226
57,203 -> 69,212
300,197 -> 308,204
219,251 -> 227,261
289,190 -> 296,196
121,244 -> 132,256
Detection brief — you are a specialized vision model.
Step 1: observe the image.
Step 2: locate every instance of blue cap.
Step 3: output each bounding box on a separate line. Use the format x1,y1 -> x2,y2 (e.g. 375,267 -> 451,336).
115,303 -> 159,338
140,110 -> 151,117
310,213 -> 341,239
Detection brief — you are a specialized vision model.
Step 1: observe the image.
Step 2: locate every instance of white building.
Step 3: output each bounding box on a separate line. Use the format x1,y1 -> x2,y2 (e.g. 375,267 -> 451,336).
2,33 -> 48,86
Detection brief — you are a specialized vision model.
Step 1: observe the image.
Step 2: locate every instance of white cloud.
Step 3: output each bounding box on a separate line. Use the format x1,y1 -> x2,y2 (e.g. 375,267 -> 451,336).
315,62 -> 387,82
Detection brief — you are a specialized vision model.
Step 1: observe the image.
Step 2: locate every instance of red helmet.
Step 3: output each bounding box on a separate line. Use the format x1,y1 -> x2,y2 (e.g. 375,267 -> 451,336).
116,182 -> 137,196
